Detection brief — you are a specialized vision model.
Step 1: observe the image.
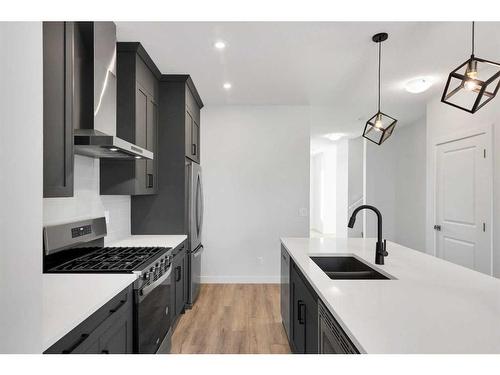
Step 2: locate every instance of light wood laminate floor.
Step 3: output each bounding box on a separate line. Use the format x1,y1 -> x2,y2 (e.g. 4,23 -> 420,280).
171,284 -> 291,354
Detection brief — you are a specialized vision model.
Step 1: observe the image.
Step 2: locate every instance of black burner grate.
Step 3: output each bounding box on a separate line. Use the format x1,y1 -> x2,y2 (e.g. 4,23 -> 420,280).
48,246 -> 166,273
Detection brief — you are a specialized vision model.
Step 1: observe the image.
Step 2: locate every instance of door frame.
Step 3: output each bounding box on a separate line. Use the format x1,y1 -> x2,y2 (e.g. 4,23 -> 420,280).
430,123 -> 493,275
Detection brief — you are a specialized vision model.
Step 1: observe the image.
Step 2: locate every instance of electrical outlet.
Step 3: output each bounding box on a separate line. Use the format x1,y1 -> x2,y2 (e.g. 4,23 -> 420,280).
257,256 -> 264,265
299,207 -> 308,217
104,210 -> 110,224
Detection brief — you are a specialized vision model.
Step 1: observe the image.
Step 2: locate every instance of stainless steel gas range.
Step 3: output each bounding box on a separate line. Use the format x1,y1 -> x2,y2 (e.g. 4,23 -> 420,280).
43,217 -> 173,354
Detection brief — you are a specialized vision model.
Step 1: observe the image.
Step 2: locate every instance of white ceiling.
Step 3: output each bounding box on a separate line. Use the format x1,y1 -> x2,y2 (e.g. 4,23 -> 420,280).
116,22 -> 500,139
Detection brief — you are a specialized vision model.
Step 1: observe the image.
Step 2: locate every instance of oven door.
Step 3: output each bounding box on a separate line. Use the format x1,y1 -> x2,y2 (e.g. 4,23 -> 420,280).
136,266 -> 172,354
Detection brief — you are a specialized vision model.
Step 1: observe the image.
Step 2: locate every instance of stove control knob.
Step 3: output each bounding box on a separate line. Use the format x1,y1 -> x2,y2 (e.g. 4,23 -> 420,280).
143,272 -> 150,281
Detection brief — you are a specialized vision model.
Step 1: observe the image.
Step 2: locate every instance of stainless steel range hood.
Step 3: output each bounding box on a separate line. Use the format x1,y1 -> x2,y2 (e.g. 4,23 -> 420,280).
74,129 -> 153,159
72,22 -> 153,161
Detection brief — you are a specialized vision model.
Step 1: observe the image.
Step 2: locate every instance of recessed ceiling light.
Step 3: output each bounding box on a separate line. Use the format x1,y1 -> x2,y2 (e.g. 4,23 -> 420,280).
405,77 -> 433,94
109,147 -> 118,152
223,82 -> 232,90
135,156 -> 142,159
323,133 -> 346,142
214,41 -> 226,50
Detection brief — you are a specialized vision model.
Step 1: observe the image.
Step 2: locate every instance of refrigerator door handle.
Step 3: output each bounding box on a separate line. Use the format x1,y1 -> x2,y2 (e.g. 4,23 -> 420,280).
195,174 -> 201,237
198,174 -> 205,236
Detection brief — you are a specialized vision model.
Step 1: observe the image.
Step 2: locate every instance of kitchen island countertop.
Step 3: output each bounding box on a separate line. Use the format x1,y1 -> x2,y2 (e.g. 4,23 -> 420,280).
280,237 -> 500,353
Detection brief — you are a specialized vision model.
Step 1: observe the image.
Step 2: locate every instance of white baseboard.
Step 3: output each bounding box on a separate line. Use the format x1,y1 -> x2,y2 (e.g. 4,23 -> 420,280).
200,275 -> 280,284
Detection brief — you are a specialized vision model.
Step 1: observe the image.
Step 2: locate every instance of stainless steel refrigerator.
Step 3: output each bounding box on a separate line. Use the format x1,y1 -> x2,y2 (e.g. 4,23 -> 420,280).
187,161 -> 204,306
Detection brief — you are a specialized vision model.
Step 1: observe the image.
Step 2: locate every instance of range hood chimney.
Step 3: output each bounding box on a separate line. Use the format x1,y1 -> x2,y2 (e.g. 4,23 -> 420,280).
72,22 -> 153,160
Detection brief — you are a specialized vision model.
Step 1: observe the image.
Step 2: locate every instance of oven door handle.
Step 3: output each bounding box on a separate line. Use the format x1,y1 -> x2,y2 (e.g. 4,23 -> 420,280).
139,266 -> 172,301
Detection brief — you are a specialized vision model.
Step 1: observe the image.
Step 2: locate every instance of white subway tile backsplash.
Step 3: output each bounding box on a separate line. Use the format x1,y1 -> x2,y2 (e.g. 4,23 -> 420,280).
43,155 -> 131,244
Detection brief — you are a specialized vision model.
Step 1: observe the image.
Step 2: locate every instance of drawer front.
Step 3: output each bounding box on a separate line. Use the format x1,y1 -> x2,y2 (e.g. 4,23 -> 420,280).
44,285 -> 133,354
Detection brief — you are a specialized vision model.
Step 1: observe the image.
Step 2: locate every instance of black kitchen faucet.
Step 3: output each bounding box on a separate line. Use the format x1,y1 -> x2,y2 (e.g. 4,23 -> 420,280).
347,205 -> 388,265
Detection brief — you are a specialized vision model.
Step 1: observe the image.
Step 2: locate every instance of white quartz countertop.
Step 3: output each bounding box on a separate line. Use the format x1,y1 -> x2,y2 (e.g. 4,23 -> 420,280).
43,235 -> 186,351
280,237 -> 500,354
43,273 -> 138,351
108,235 -> 187,249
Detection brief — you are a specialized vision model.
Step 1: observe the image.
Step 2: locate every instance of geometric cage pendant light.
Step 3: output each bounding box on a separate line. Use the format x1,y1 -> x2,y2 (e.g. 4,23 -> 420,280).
441,22 -> 500,114
363,32 -> 398,146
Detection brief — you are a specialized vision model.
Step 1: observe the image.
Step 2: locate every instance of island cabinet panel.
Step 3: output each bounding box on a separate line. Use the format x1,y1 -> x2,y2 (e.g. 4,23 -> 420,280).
100,42 -> 159,195
44,285 -> 133,354
318,300 -> 359,354
290,260 -> 318,354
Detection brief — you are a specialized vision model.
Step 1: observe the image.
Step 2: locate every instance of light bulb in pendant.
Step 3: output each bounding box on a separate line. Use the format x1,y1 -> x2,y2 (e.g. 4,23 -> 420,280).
374,114 -> 383,129
464,79 -> 478,91
466,59 -> 478,80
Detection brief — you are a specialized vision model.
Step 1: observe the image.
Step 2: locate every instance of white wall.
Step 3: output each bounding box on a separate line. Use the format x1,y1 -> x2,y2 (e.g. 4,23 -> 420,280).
426,96 -> 500,276
365,134 -> 397,241
335,139 -> 349,237
0,22 -> 43,353
347,136 -> 364,237
44,156 -> 131,245
201,106 -> 310,283
394,117 -> 426,251
365,119 -> 427,249
310,152 -> 324,233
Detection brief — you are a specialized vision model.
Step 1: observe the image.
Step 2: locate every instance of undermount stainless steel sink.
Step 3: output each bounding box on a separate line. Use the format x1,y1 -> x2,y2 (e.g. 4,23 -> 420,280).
310,256 -> 391,280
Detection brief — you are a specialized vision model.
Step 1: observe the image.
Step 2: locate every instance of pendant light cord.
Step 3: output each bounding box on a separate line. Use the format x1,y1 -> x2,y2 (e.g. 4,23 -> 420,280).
472,21 -> 475,56
378,39 -> 381,112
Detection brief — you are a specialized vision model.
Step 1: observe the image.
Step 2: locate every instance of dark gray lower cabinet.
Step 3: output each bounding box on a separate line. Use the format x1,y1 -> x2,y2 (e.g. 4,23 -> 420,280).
280,246 -> 291,341
290,261 -> 318,354
318,301 -> 359,354
44,285 -> 133,354
172,241 -> 188,321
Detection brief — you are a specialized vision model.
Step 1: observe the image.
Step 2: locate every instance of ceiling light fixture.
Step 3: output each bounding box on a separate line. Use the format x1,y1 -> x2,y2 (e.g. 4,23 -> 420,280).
214,41 -> 226,50
324,133 -> 346,142
441,21 -> 500,114
223,82 -> 232,90
135,156 -> 142,159
405,77 -> 433,94
363,33 -> 397,146
109,147 -> 118,152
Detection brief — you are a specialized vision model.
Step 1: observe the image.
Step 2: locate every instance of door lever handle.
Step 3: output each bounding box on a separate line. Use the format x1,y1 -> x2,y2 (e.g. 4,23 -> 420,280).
434,225 -> 442,231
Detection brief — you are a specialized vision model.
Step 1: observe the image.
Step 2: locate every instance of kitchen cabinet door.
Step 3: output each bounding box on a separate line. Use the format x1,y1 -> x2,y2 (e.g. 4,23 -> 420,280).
185,110 -> 194,160
191,119 -> 200,163
173,245 -> 187,320
43,21 -> 74,197
145,98 -> 158,191
291,277 -> 305,354
290,261 -> 318,354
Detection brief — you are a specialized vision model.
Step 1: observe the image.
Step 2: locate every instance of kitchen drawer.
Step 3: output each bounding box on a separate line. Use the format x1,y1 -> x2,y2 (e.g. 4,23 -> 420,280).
44,285 -> 133,354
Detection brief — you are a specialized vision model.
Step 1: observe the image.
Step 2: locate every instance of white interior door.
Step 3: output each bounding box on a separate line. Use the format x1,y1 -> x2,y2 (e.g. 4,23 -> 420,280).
435,132 -> 492,275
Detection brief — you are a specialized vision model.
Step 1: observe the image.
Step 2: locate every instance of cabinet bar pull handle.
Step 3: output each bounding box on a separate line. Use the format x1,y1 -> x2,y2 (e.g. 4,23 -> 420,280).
298,300 -> 306,325
62,333 -> 89,353
109,299 -> 126,314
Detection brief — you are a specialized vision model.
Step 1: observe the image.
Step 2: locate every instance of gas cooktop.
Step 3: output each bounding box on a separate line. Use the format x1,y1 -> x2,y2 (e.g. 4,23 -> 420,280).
46,246 -> 169,273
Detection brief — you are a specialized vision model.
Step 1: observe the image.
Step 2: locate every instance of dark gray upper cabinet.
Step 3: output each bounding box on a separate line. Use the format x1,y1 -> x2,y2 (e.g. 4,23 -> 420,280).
161,75 -> 203,164
43,22 -> 74,198
100,43 -> 160,195
131,75 -> 203,236
184,84 -> 201,163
